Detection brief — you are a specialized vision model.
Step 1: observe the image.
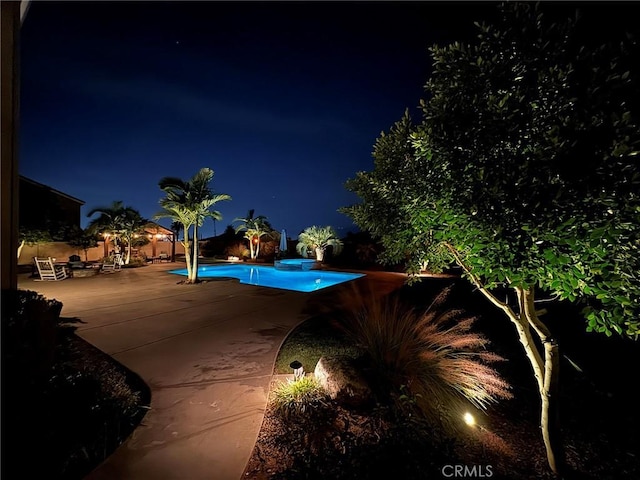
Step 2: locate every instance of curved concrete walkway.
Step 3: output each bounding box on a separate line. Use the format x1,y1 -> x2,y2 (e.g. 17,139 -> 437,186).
20,263 -> 407,480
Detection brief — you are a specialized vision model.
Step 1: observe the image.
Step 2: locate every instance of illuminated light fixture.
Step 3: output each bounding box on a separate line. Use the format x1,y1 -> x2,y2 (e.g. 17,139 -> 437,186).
464,412 -> 476,427
290,360 -> 304,381
155,234 -> 162,239
253,237 -> 259,244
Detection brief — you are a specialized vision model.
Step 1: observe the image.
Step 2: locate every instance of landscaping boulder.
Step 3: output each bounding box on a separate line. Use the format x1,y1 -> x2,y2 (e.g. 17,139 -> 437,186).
314,355 -> 372,408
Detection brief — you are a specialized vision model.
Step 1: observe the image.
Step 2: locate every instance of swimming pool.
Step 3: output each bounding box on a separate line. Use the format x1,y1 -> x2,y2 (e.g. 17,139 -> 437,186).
168,265 -> 365,292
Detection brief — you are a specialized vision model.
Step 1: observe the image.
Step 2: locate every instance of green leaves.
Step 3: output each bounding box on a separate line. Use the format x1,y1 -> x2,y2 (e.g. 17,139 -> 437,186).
156,168 -> 231,280
296,226 -> 343,256
342,1 -> 640,340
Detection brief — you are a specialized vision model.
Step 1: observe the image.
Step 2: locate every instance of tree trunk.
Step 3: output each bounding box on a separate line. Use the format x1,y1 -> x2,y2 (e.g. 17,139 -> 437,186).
182,224 -> 192,282
182,239 -> 192,279
520,287 -> 563,474
17,239 -> 24,259
444,245 -> 563,474
249,238 -> 255,260
476,285 -> 563,475
191,223 -> 199,283
125,241 -> 131,265
315,247 -> 324,262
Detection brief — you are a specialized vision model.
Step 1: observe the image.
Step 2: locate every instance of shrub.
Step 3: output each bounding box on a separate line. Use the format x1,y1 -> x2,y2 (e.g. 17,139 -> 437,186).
258,239 -> 277,260
2,289 -> 64,383
225,243 -> 250,259
123,257 -> 147,268
271,376 -> 329,420
333,285 -> 512,430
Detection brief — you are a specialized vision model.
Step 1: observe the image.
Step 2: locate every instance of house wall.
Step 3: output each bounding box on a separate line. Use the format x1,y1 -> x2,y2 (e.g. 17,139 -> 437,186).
19,176 -> 83,232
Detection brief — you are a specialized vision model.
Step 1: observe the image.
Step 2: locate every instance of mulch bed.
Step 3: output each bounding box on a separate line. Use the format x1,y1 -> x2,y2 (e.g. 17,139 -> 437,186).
244,280 -> 640,480
244,357 -> 638,480
2,328 -> 150,480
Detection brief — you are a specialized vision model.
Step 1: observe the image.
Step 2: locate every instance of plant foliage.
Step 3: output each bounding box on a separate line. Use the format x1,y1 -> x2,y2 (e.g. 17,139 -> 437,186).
271,376 -> 329,420
343,2 -> 639,471
156,168 -> 231,282
296,225 -> 343,260
233,209 -> 274,260
333,286 -> 511,430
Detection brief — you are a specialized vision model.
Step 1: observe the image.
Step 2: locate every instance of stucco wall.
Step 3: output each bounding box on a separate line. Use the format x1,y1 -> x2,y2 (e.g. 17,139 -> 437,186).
19,240 -> 184,265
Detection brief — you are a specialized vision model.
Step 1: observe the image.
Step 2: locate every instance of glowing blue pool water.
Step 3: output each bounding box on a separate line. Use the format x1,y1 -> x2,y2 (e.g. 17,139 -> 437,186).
168,265 -> 365,292
274,258 -> 317,271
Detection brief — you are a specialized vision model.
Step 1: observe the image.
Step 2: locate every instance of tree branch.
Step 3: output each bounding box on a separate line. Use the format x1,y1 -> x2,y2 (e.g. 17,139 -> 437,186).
443,242 -> 515,316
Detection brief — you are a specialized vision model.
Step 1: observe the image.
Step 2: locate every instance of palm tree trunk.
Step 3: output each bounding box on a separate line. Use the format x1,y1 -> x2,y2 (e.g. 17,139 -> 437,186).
125,240 -> 132,265
191,223 -> 199,283
182,224 -> 192,281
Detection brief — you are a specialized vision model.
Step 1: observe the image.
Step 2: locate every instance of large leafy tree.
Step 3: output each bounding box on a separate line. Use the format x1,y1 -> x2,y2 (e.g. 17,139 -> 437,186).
344,2 -> 639,474
233,209 -> 273,260
87,201 -> 147,264
156,168 -> 231,283
17,227 -> 51,260
341,111 -> 450,272
65,226 -> 99,262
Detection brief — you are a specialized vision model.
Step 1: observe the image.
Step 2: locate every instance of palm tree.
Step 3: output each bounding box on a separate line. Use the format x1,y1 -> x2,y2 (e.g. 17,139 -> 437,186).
233,209 -> 273,260
120,211 -> 147,264
156,203 -> 197,280
87,201 -> 146,264
296,225 -> 343,262
156,168 -> 231,283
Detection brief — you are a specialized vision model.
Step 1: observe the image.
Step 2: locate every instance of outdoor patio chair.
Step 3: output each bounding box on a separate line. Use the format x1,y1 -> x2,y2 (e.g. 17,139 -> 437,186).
102,253 -> 122,272
34,257 -> 68,281
158,252 -> 170,262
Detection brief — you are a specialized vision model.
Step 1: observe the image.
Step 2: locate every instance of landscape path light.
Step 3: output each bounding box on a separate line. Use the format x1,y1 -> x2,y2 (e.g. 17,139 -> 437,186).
464,412 -> 476,427
290,360 -> 304,381
463,411 -> 487,459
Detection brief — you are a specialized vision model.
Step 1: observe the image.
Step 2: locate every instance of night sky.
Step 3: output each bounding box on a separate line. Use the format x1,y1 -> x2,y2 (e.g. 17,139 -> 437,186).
18,1 -> 631,239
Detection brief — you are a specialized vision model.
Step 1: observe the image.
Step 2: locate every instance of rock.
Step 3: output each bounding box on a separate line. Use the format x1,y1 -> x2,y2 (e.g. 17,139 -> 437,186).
314,355 -> 372,408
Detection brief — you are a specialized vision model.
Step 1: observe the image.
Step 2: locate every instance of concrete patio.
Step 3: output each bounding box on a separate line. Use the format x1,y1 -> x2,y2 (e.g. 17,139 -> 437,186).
19,262 -> 407,480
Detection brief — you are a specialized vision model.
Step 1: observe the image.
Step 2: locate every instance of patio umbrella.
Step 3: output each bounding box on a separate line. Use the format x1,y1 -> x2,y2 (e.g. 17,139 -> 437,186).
279,229 -> 288,254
